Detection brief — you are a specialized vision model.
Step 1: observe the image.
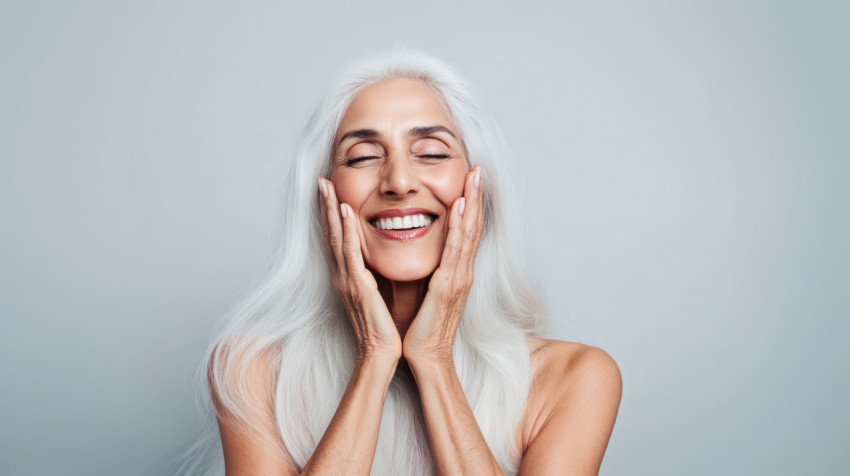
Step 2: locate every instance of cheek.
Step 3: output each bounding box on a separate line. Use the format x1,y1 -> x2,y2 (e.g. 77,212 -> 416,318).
330,169 -> 372,209
428,163 -> 468,205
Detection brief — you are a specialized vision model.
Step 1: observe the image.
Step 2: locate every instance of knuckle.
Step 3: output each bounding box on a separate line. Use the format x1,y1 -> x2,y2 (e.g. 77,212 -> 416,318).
350,269 -> 369,285
342,244 -> 358,258
462,279 -> 473,293
452,274 -> 469,292
328,233 -> 342,249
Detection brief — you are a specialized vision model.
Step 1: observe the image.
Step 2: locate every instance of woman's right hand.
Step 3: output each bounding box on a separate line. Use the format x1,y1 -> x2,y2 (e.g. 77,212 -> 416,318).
318,177 -> 402,364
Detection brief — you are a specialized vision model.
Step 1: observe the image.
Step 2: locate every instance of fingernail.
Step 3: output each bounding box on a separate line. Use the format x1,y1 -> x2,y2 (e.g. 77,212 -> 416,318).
459,197 -> 466,216
319,178 -> 328,198
340,203 -> 347,218
474,168 -> 481,188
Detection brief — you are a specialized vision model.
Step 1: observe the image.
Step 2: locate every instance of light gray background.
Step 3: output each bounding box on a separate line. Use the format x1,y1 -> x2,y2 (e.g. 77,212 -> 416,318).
2,1 -> 847,475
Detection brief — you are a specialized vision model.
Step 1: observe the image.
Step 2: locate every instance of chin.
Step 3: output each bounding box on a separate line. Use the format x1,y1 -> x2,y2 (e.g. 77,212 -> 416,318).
366,259 -> 437,282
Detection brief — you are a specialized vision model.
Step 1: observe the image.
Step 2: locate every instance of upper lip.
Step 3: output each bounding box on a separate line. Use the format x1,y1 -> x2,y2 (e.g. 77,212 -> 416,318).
368,207 -> 438,220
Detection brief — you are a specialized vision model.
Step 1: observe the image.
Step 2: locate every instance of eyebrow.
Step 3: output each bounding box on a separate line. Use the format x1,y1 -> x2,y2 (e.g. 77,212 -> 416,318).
336,125 -> 457,147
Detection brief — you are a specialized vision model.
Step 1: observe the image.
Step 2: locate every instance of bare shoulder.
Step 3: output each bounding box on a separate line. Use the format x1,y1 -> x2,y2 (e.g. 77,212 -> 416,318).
549,339 -> 620,388
208,344 -> 280,415
208,344 -> 298,476
520,336 -> 622,472
527,336 -> 621,390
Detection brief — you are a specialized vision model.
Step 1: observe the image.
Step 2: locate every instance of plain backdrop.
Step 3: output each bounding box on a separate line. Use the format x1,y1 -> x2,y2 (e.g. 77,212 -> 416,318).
2,1 -> 848,475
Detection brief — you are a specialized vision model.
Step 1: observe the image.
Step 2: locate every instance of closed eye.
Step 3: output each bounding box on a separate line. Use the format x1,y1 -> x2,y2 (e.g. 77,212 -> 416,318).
345,156 -> 381,166
345,154 -> 451,166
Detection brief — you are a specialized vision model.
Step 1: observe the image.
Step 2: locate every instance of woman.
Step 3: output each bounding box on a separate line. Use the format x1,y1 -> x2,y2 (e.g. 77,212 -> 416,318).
188,48 -> 622,475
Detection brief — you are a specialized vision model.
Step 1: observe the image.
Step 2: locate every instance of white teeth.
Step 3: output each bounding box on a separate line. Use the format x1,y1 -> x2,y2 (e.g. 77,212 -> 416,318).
372,213 -> 434,231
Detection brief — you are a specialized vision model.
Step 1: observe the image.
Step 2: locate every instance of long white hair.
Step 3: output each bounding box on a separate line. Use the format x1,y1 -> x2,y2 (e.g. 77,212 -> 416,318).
178,47 -> 549,476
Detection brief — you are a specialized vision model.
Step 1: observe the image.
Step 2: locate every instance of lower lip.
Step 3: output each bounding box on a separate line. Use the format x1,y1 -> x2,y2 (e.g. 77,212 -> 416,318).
370,218 -> 436,241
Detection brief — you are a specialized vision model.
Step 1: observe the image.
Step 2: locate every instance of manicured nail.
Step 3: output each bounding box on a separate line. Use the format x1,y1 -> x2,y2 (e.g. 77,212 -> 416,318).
319,178 -> 328,198
474,168 -> 481,188
340,203 -> 347,218
459,197 -> 466,216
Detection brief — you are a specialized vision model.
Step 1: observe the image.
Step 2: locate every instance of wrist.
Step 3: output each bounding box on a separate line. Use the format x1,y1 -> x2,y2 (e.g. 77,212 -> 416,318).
406,353 -> 457,388
350,354 -> 400,400
404,348 -> 454,373
356,348 -> 401,369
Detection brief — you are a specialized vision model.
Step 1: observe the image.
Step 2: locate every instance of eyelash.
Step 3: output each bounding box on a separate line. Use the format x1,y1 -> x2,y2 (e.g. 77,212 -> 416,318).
345,154 -> 450,166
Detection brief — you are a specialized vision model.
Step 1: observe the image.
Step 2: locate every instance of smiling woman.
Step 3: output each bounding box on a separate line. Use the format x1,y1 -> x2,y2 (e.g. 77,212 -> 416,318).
331,78 -> 468,284
180,48 -> 622,476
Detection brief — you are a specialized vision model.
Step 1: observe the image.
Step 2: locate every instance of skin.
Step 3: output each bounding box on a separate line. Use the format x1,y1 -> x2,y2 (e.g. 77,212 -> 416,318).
215,78 -> 623,475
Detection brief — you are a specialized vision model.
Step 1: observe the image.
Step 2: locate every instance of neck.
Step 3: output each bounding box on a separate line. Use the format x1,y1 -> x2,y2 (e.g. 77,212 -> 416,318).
374,273 -> 430,341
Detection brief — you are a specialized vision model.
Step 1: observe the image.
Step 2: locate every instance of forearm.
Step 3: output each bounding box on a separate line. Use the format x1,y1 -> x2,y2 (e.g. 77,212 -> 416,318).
408,357 -> 504,476
300,356 -> 398,476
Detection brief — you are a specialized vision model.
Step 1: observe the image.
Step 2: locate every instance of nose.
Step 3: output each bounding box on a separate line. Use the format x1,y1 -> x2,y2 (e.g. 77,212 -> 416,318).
378,153 -> 419,199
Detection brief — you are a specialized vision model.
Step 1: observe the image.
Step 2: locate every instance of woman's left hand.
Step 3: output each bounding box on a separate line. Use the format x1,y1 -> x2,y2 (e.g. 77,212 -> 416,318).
403,165 -> 483,366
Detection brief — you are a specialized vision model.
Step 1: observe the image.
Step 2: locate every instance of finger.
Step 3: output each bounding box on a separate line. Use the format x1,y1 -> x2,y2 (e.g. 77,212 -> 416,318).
473,167 -> 485,255
318,177 -> 331,261
339,202 -> 370,282
355,205 -> 370,266
322,179 -> 347,279
459,166 -> 483,271
437,195 -> 465,275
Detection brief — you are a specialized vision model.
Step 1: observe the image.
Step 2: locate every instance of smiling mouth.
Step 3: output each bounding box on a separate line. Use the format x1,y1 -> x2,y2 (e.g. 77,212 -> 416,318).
369,213 -> 438,231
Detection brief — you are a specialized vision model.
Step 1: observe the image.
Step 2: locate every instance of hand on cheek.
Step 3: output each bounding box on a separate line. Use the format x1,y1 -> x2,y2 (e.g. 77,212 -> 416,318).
318,177 -> 402,362
403,165 -> 484,365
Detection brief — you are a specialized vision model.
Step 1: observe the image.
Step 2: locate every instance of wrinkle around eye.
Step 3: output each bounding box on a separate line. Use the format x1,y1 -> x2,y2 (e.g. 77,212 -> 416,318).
415,154 -> 452,160
344,156 -> 381,167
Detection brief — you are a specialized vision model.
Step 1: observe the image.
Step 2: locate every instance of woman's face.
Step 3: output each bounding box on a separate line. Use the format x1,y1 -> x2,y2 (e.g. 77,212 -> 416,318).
330,78 -> 469,282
